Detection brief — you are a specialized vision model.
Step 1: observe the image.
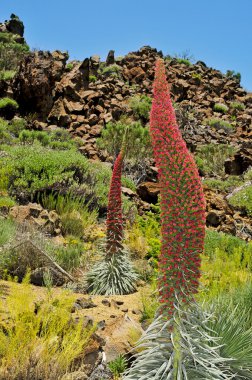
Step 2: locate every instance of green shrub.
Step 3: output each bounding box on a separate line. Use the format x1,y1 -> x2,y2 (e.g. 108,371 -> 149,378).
0,70 -> 16,81
61,211 -> 84,238
226,70 -> 241,83
65,62 -> 74,72
203,176 -> 242,192
191,72 -> 202,80
0,119 -> 13,144
126,206 -> 161,259
0,218 -> 16,246
176,58 -> 192,66
19,128 -> 76,150
108,354 -> 127,378
0,196 -> 16,209
200,230 -> 252,299
101,64 -> 122,77
230,101 -> 245,111
140,287 -> 159,323
0,97 -> 18,110
129,95 -> 152,120
195,144 -> 237,175
19,130 -> 50,146
97,120 -> 152,161
0,145 -> 89,197
49,241 -> 85,271
228,185 -> 252,216
205,118 -> 235,132
0,279 -> 94,379
0,32 -> 15,44
0,41 -> 29,71
244,168 -> 252,181
213,103 -> 228,113
121,176 -> 137,191
8,117 -> 26,136
89,74 -> 97,83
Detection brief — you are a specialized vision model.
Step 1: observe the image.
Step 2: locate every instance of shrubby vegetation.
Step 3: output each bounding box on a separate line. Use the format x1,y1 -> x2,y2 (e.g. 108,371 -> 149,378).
204,117 -> 235,132
228,185 -> 252,217
0,144 -> 111,208
203,176 -> 242,192
129,94 -> 152,121
0,32 -> 29,71
213,102 -> 228,113
195,143 -> 237,176
97,119 -> 152,184
200,230 -> 252,299
0,276 -> 94,380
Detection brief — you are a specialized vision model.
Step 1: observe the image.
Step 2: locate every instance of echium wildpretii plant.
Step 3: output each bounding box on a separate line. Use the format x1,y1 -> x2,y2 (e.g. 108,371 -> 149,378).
106,138 -> 126,256
150,59 -> 206,313
123,60 -> 241,379
87,133 -> 138,295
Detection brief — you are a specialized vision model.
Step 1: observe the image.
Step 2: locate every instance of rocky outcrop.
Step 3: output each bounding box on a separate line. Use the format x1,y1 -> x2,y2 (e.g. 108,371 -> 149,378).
9,203 -> 62,235
7,42 -> 252,239
13,50 -> 68,119
0,14 -> 24,39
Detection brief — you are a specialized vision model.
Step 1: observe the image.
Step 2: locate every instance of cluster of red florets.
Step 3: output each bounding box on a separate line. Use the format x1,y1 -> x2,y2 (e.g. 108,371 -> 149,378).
106,150 -> 124,256
150,59 -> 206,313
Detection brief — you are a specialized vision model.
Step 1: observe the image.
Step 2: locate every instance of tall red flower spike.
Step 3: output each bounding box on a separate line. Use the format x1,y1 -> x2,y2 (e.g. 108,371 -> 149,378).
150,59 -> 206,314
106,142 -> 126,257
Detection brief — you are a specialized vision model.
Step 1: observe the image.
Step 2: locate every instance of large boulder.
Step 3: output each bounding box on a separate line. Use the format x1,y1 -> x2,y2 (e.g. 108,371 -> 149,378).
13,50 -> 68,119
6,14 -> 24,37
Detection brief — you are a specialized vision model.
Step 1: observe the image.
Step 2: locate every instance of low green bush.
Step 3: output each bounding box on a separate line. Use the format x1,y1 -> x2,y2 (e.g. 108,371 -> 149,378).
176,58 -> 192,66
65,62 -> 74,72
244,168 -> 252,181
213,103 -> 228,113
97,120 -> 152,162
121,176 -> 137,192
228,185 -> 252,216
19,128 -> 77,150
49,241 -> 85,271
0,145 -> 111,207
230,101 -> 245,111
205,118 -> 235,132
0,97 -> 18,110
226,70 -> 241,83
0,196 -> 16,209
89,75 -> 97,83
0,278 -> 95,379
0,70 -> 16,81
203,176 -> 242,192
108,354 -> 127,378
0,41 -> 29,71
0,218 -> 16,246
200,230 -> 252,299
195,144 -> 237,176
101,64 -> 122,77
129,94 -> 152,121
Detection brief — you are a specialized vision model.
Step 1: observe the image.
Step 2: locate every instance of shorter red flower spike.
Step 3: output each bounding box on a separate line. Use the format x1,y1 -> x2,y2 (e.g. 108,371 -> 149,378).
106,141 -> 126,256
150,59 -> 206,313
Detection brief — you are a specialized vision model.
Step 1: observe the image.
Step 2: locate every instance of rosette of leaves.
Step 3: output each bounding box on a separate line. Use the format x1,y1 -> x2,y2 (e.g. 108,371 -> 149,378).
123,298 -> 252,379
86,247 -> 138,295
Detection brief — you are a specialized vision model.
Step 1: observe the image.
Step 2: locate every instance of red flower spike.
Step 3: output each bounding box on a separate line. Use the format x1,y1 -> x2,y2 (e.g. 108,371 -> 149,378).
106,137 -> 127,257
150,59 -> 206,314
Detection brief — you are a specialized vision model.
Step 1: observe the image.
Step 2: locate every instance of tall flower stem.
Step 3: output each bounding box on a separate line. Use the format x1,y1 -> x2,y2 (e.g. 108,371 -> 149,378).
149,59 -> 206,313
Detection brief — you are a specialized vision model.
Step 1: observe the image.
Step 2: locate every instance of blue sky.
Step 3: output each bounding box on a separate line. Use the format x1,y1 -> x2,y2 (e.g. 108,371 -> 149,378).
1,0 -> 252,90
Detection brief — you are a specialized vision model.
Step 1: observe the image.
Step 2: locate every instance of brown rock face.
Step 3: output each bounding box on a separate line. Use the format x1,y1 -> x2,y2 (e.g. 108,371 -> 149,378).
137,182 -> 161,203
9,203 -> 62,236
13,50 -> 68,119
